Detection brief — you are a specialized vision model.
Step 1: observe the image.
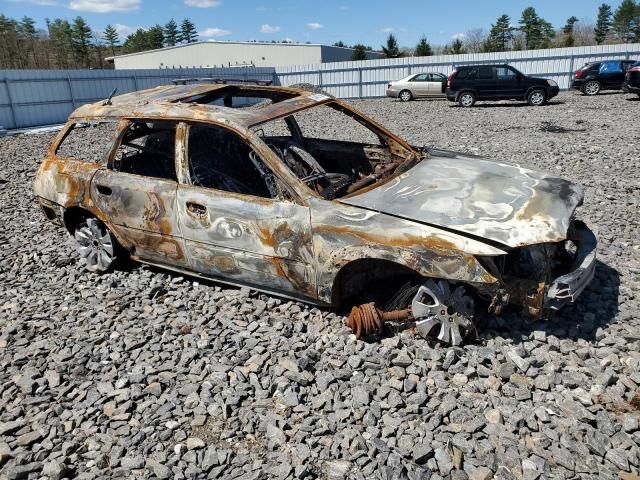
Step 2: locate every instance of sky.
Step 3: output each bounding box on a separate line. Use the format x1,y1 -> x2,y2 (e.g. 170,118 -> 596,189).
1,0 -> 627,47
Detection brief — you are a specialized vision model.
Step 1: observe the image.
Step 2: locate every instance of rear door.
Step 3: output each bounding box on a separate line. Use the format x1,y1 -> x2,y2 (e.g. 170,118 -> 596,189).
599,60 -> 624,88
176,122 -> 316,298
475,66 -> 497,99
427,73 -> 447,95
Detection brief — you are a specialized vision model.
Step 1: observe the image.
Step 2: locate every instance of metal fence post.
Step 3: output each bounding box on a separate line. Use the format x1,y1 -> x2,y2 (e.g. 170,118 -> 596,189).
568,55 -> 575,89
3,79 -> 18,129
358,68 -> 363,99
67,75 -> 76,109
318,70 -> 323,89
132,73 -> 139,91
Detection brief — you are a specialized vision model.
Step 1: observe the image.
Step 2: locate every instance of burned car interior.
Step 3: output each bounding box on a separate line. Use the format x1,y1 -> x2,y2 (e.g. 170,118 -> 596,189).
32,84 -> 598,346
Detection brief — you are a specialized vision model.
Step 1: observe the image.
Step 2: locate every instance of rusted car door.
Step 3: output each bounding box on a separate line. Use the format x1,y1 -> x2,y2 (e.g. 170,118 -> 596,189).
90,119 -> 190,268
176,122 -> 316,299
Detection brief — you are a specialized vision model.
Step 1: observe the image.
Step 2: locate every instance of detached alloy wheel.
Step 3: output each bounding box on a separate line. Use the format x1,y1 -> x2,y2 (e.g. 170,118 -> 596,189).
399,90 -> 412,102
74,218 -> 118,273
583,80 -> 601,96
527,89 -> 547,106
458,92 -> 476,107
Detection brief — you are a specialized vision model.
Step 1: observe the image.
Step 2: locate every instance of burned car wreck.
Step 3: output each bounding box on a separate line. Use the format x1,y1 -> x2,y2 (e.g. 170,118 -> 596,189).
32,84 -> 597,345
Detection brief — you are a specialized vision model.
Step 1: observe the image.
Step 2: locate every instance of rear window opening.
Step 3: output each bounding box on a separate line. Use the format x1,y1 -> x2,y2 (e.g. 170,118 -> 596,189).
178,86 -> 298,109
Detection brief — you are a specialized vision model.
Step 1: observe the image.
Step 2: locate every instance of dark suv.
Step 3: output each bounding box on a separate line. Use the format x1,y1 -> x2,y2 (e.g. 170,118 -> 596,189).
446,64 -> 560,107
571,60 -> 637,95
622,61 -> 640,97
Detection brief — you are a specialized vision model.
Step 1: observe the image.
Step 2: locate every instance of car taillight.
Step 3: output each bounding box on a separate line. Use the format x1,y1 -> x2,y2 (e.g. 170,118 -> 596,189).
574,69 -> 584,79
447,71 -> 456,87
630,66 -> 640,72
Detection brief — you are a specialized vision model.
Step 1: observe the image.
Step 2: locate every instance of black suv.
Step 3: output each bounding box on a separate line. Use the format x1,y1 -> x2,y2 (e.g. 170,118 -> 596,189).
446,64 -> 559,107
571,60 -> 637,95
622,61 -> 640,97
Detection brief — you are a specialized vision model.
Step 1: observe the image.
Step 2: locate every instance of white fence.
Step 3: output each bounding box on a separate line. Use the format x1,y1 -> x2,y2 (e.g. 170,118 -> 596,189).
275,43 -> 640,98
1,43 -> 639,129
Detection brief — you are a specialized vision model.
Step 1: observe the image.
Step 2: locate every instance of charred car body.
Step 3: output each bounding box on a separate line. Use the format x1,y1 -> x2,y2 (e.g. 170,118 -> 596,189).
33,85 -> 597,345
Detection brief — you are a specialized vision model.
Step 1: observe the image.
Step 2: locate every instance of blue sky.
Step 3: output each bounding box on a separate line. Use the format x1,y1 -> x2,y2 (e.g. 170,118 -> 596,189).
2,0 -> 626,47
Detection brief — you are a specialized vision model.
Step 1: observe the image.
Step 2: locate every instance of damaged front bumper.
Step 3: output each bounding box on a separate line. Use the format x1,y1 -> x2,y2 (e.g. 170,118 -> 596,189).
544,220 -> 597,310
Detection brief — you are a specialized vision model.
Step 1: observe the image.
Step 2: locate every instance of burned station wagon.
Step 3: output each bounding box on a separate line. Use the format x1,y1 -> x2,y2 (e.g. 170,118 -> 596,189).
33,84 -> 597,345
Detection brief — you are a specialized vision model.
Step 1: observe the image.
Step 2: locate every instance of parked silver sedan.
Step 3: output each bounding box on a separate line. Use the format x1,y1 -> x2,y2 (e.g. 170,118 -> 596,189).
386,72 -> 447,101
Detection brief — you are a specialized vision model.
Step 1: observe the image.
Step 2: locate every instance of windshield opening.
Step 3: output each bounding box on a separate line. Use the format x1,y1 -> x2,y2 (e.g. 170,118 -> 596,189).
250,101 -> 418,200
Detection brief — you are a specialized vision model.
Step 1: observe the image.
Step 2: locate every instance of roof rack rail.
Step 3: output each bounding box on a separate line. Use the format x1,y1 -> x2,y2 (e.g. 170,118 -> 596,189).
171,77 -> 273,86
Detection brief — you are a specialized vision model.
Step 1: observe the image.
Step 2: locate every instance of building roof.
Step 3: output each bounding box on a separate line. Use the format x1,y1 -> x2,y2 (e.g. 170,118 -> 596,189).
70,84 -> 333,128
106,40 -> 357,61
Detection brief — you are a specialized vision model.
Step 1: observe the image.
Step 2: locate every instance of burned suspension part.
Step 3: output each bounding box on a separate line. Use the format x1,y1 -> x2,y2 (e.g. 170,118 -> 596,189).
346,279 -> 475,346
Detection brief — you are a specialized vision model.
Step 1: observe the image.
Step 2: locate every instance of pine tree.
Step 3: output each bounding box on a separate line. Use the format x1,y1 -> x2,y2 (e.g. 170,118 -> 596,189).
333,40 -> 346,47
164,18 -> 178,46
519,7 -> 555,49
450,38 -> 465,54
485,14 -> 514,51
351,44 -> 367,60
612,0 -> 640,42
48,18 -> 74,68
179,18 -> 198,44
595,3 -> 613,44
71,16 -> 92,68
147,25 -> 164,49
18,16 -> 37,38
103,24 -> 119,56
381,33 -> 400,58
414,36 -> 432,56
562,16 -> 579,47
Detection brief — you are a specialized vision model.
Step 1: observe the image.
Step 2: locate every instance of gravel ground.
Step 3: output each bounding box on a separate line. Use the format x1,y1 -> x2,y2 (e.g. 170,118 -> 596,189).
1,91 -> 639,480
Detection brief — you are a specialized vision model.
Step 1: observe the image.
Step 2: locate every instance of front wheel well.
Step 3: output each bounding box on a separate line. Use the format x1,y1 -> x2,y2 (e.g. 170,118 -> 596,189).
331,258 -> 423,309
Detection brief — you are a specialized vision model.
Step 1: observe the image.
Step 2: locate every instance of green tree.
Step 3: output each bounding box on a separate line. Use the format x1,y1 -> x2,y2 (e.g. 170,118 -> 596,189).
333,40 -> 345,47
563,16 -> 579,46
71,16 -> 92,68
147,24 -> 164,49
18,16 -> 37,38
519,7 -> 555,49
381,33 -> 400,57
103,24 -> 119,56
48,18 -> 74,68
123,28 -> 149,53
0,14 -> 20,68
351,44 -> 367,60
484,14 -> 514,51
164,18 -> 178,46
594,3 -> 613,44
612,0 -> 640,42
179,18 -> 198,44
450,38 -> 465,54
414,36 -> 432,56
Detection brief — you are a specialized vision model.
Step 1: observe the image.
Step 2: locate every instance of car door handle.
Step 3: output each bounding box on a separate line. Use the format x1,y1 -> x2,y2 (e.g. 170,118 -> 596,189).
186,202 -> 207,216
95,184 -> 112,196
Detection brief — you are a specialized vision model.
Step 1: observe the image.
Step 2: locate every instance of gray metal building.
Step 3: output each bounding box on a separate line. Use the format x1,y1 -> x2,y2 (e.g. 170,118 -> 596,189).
108,41 -> 384,69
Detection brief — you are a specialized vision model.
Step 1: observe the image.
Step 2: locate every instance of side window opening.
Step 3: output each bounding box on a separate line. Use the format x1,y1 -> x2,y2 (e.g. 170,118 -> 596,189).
56,120 -> 119,164
187,124 -> 277,199
478,67 -> 494,79
113,121 -> 177,181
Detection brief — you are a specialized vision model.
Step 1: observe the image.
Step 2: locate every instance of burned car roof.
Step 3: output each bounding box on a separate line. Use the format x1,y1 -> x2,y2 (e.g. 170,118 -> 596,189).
70,84 -> 335,128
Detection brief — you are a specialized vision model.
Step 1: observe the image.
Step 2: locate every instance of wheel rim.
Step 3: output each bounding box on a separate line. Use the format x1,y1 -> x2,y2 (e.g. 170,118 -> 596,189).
75,218 -> 115,272
460,94 -> 473,106
400,91 -> 411,101
585,82 -> 599,95
412,279 -> 474,346
530,92 -> 544,105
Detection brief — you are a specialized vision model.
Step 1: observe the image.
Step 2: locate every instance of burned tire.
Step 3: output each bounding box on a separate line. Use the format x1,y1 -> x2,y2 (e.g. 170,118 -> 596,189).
582,80 -> 601,96
458,91 -> 476,107
74,217 -> 119,273
527,89 -> 547,106
399,90 -> 413,102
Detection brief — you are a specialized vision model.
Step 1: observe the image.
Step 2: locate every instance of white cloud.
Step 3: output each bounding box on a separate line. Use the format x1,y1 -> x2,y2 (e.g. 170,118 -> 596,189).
451,32 -> 466,40
260,24 -> 281,33
255,6 -> 267,11
69,0 -> 140,13
306,22 -> 323,30
381,27 -> 395,33
199,27 -> 231,37
184,0 -> 221,7
114,23 -> 139,37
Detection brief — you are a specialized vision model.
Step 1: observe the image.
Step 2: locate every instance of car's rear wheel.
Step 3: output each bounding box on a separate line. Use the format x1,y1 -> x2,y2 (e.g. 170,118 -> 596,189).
399,90 -> 412,102
458,91 -> 476,107
74,218 -> 119,273
583,80 -> 601,96
527,89 -> 547,106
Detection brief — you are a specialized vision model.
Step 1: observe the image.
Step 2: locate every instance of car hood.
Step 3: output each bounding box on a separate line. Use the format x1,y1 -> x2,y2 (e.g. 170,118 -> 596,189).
338,149 -> 584,248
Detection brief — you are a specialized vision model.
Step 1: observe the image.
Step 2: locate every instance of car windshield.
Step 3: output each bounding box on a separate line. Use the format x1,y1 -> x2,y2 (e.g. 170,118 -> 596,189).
250,100 -> 420,200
